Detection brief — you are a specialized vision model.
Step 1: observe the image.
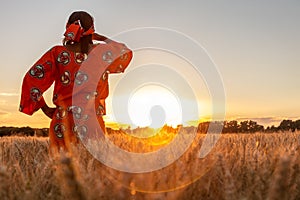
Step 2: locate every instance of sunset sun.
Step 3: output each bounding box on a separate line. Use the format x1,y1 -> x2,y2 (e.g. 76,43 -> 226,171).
128,84 -> 182,128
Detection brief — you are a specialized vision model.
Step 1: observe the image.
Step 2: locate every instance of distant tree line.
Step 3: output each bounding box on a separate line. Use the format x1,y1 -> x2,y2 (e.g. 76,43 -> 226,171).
265,119 -> 300,133
0,119 -> 299,137
223,120 -> 264,133
197,119 -> 300,134
0,126 -> 49,137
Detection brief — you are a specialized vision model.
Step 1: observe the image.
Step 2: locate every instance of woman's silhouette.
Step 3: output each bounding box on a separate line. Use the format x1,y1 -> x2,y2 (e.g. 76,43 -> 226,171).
19,11 -> 133,153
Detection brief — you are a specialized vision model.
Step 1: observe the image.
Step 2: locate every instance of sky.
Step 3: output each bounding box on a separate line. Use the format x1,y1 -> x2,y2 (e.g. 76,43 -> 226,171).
0,0 -> 299,128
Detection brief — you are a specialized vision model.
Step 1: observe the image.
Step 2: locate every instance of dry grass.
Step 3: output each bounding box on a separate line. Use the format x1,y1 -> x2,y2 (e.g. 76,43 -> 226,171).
1,131 -> 300,200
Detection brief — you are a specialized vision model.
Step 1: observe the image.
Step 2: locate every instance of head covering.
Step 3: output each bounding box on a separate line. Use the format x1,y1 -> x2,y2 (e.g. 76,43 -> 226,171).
64,20 -> 95,43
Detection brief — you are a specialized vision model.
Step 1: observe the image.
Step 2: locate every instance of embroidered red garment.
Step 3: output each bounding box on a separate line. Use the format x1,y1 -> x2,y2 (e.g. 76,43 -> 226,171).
19,41 -> 133,151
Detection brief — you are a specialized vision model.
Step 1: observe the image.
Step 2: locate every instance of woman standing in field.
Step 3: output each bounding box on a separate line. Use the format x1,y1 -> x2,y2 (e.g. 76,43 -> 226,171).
19,11 -> 133,153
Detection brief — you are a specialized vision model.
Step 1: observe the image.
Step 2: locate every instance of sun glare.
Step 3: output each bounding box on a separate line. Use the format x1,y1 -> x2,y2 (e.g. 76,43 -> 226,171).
128,84 -> 182,128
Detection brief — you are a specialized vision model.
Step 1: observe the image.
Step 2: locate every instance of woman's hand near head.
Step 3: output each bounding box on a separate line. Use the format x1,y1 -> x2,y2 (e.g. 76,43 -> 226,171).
41,104 -> 56,119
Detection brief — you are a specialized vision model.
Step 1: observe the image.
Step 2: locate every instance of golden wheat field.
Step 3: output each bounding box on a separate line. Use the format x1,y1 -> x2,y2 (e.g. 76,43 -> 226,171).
1,130 -> 300,200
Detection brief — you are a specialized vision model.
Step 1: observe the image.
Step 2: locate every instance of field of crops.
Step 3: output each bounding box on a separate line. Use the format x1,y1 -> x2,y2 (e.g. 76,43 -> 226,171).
1,131 -> 300,200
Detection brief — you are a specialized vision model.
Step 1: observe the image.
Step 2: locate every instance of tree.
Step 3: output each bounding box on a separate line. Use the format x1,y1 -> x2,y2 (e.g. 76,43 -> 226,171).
278,120 -> 294,132
239,121 -> 250,133
295,120 -> 300,131
223,121 -> 239,133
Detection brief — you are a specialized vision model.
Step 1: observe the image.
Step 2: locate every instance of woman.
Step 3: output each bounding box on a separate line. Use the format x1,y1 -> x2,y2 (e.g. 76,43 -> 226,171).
19,11 -> 133,153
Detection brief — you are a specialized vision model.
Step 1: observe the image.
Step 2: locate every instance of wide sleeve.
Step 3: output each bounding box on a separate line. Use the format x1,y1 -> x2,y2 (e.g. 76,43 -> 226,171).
105,41 -> 133,74
19,47 -> 57,115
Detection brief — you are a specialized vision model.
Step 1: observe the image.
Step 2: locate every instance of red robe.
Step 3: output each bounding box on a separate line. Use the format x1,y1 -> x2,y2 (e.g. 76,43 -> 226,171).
19,41 -> 133,152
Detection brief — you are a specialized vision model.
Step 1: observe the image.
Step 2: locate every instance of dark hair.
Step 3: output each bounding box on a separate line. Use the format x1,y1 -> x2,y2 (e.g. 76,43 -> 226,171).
66,11 -> 94,53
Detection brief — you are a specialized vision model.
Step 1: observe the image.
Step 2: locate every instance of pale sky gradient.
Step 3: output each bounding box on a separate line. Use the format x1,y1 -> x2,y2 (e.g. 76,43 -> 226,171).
0,0 -> 299,128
